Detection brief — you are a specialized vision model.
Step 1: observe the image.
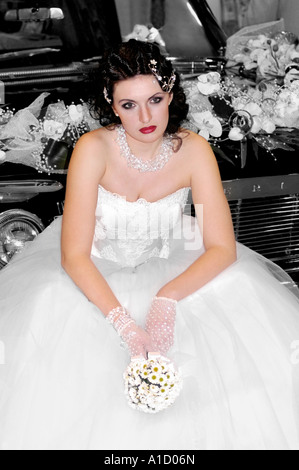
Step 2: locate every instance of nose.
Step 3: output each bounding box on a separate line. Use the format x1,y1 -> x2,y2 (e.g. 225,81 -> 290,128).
139,105 -> 151,124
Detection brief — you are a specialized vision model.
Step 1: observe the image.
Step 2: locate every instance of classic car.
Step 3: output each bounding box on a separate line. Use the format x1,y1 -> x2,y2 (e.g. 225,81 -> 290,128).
0,0 -> 121,268
0,0 -> 298,287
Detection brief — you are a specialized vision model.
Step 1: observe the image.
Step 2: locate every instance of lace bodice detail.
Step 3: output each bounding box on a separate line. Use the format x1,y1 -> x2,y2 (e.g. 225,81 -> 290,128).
91,185 -> 190,268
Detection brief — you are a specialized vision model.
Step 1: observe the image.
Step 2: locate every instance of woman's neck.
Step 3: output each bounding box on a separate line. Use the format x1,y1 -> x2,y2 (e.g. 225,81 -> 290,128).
124,128 -> 166,161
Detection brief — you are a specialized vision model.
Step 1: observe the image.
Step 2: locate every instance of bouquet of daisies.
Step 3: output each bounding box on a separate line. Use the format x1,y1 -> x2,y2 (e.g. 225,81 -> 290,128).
124,354 -> 183,414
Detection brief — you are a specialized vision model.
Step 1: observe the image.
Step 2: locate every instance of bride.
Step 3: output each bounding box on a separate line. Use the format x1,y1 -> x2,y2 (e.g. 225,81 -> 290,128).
0,39 -> 299,450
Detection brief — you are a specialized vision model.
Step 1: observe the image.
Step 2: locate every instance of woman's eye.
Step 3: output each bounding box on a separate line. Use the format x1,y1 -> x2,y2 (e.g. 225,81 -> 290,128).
151,97 -> 163,104
122,102 -> 135,110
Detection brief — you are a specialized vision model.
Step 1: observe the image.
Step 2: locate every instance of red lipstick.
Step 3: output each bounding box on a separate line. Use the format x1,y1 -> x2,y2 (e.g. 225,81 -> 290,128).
139,126 -> 157,134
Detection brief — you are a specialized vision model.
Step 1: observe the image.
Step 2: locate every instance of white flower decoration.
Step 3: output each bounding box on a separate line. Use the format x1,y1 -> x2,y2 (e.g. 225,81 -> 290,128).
191,111 -> 222,140
233,98 -> 263,117
197,72 -> 221,95
243,102 -> 263,117
141,369 -> 150,380
149,373 -> 160,385
139,383 -> 150,395
69,104 -> 84,123
150,385 -> 160,394
290,80 -> 299,93
228,127 -> 245,141
124,355 -> 183,414
151,364 -> 162,375
129,388 -> 137,399
234,53 -> 257,70
0,149 -> 6,163
251,116 -> 276,134
248,35 -> 270,49
273,88 -> 299,127
43,120 -> 67,140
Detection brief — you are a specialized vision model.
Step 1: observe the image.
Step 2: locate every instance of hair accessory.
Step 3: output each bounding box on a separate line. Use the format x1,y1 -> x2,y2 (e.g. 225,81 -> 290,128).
148,59 -> 176,93
103,87 -> 112,104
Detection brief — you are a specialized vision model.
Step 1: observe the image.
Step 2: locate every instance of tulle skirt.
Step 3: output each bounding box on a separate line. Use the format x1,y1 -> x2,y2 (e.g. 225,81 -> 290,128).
0,216 -> 299,450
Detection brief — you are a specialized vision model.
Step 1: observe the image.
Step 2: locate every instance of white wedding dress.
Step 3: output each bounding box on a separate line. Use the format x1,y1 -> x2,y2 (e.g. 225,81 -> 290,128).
0,184 -> 299,450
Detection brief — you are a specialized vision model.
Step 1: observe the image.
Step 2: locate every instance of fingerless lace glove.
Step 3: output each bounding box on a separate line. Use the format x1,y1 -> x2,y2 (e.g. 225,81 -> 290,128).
107,306 -> 154,358
145,296 -> 177,356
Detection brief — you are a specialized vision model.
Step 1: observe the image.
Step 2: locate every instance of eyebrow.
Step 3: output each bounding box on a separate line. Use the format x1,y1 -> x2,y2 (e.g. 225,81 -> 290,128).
118,92 -> 164,104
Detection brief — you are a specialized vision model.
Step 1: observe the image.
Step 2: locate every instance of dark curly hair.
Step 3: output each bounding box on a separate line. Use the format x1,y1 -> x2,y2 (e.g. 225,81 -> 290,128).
89,40 -> 189,146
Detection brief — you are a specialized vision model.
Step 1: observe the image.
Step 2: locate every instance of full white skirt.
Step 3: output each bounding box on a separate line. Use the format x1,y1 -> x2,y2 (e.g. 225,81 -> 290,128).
0,217 -> 299,450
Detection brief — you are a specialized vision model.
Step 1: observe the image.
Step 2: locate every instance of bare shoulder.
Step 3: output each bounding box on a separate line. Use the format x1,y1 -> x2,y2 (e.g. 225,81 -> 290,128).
72,126 -> 112,160
68,126 -> 114,180
180,128 -> 215,156
178,129 -> 223,202
179,128 -> 218,172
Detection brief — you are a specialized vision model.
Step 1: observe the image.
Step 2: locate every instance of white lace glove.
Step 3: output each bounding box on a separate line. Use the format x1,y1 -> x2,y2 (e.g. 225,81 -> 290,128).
145,296 -> 177,356
107,306 -> 154,358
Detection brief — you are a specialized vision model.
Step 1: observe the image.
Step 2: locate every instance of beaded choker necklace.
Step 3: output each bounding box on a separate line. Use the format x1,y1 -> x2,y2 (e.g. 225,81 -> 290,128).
116,125 -> 173,173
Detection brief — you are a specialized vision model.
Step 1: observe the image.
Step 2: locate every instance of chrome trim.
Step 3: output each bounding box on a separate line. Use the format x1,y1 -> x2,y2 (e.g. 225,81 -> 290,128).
0,63 -> 95,81
0,180 -> 64,203
1,76 -> 83,88
223,174 -> 299,201
0,208 -> 44,227
169,56 -> 227,75
0,49 -> 60,62
0,180 -> 63,193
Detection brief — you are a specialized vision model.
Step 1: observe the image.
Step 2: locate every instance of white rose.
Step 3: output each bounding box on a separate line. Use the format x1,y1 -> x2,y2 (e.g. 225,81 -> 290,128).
251,116 -> 262,134
232,96 -> 248,111
68,104 -> 84,122
290,80 -> 299,93
229,127 -> 245,141
43,120 -> 67,140
243,102 -> 263,116
262,117 -> 276,134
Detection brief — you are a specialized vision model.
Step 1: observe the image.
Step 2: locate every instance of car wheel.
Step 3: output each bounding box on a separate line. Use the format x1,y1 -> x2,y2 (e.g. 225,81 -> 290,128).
0,209 -> 45,269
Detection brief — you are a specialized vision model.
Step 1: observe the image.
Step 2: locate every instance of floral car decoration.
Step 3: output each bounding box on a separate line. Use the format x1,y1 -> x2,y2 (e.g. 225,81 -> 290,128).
0,29 -> 299,173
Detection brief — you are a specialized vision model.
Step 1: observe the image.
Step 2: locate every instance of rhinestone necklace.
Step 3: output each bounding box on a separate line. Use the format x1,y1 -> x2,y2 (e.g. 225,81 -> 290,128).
116,125 -> 174,173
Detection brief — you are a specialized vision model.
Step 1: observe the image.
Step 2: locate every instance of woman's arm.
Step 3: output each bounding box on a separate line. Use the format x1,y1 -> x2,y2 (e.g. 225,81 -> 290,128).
61,130 -> 121,316
62,130 -> 155,357
157,133 -> 237,301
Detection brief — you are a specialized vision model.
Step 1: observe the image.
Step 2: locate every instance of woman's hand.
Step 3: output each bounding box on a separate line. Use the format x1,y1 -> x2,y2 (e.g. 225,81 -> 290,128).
145,296 -> 177,356
107,306 -> 155,359
122,323 -> 156,359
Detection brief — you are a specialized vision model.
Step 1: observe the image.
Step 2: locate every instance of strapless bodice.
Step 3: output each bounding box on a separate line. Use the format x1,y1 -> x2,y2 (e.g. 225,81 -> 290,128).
91,185 -> 190,268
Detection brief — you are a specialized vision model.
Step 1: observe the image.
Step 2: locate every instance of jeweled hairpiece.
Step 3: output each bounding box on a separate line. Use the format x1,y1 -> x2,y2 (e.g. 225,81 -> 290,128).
103,87 -> 112,104
148,59 -> 176,93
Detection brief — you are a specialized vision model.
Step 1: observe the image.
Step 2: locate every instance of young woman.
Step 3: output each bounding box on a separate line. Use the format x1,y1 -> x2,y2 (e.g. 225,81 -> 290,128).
0,40 -> 298,450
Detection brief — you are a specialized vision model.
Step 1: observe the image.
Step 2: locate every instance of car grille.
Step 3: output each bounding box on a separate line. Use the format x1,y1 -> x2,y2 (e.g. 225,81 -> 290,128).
229,195 -> 299,271
223,175 -> 299,284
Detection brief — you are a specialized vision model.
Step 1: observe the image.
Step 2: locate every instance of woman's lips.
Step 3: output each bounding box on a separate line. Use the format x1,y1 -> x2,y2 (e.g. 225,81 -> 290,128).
139,126 -> 157,134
